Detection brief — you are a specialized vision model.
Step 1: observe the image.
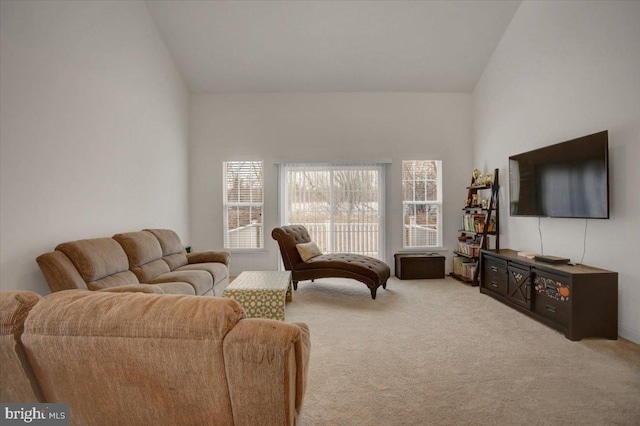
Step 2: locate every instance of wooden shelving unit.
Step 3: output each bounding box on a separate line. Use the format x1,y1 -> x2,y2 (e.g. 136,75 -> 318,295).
450,168 -> 500,286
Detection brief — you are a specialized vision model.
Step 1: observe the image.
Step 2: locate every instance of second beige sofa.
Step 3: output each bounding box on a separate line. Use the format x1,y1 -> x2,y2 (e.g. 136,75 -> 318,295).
36,229 -> 229,296
1,290 -> 310,425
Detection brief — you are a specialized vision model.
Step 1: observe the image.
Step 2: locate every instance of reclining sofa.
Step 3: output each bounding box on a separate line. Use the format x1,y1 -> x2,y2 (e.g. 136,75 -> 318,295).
272,225 -> 390,299
0,290 -> 310,425
36,229 -> 229,296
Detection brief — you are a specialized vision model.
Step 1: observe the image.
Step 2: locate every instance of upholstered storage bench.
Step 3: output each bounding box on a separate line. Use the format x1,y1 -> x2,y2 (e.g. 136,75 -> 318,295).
394,253 -> 445,280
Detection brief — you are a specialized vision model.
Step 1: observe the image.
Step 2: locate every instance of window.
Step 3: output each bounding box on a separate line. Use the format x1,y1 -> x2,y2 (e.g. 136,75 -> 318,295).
402,160 -> 442,248
281,163 -> 384,259
223,161 -> 263,249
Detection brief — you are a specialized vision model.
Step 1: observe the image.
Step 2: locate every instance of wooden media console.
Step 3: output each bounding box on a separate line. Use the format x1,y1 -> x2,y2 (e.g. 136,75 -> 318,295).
479,249 -> 618,341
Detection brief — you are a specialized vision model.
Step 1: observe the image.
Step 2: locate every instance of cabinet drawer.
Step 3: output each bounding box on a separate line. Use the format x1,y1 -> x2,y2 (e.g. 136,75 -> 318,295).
533,270 -> 571,327
533,296 -> 570,327
482,256 -> 507,295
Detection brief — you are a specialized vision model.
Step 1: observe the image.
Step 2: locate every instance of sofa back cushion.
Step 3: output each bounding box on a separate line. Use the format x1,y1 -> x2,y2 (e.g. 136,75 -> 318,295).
36,251 -> 89,292
113,231 -> 171,282
144,229 -> 188,270
22,291 -> 245,425
56,238 -> 131,284
0,291 -> 44,402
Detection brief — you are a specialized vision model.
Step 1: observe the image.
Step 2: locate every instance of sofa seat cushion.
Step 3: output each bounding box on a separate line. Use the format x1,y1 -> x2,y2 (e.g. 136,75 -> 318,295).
146,270 -> 213,296
97,285 -> 165,294
296,253 -> 391,284
176,263 -> 229,286
148,282 -> 196,296
88,271 -> 140,291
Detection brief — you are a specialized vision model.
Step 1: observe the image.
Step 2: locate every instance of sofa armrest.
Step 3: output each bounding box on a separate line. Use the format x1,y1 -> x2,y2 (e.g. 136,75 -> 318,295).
0,291 -> 44,403
292,322 -> 310,413
97,284 -> 165,294
223,319 -> 310,426
187,250 -> 230,266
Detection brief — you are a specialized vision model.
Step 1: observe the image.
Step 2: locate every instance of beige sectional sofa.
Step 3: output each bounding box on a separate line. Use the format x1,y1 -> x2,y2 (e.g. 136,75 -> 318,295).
0,290 -> 310,425
36,229 -> 229,296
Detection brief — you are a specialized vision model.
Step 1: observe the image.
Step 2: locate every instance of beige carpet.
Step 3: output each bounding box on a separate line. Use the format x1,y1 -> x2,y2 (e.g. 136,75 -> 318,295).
285,277 -> 640,426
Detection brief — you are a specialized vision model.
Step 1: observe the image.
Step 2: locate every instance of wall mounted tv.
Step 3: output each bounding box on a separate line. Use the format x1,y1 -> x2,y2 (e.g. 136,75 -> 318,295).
509,130 -> 609,219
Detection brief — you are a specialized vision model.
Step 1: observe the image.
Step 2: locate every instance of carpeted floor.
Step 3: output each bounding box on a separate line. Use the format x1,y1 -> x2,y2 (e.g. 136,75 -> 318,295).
285,277 -> 640,426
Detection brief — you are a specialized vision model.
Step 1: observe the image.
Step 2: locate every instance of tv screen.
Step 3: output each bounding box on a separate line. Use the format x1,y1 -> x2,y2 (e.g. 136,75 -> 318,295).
509,131 -> 609,219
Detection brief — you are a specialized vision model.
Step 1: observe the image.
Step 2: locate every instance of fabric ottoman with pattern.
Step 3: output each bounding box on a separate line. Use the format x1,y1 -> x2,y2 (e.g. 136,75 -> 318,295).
223,271 -> 292,321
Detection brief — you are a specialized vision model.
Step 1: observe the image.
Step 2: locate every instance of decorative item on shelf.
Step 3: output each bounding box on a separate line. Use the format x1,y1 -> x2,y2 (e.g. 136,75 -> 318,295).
471,194 -> 479,207
481,198 -> 489,209
472,169 -> 482,186
464,197 -> 471,208
485,172 -> 493,186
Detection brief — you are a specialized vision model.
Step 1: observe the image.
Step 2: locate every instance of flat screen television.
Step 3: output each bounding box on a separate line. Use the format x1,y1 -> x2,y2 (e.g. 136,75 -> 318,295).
509,131 -> 609,219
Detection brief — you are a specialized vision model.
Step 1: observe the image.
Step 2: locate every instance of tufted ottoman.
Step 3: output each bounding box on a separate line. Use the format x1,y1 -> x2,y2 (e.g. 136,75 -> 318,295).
272,226 -> 391,299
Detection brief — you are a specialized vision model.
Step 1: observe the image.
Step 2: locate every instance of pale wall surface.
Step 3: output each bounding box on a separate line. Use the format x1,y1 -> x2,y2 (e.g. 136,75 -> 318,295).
473,1 -> 640,342
0,1 -> 190,294
189,93 -> 472,276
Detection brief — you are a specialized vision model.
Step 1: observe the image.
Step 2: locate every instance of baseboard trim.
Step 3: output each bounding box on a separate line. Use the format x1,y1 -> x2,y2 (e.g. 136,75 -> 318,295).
618,324 -> 640,345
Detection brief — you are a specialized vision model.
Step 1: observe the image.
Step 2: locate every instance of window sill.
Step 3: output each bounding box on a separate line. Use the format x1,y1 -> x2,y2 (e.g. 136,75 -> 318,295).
226,249 -> 269,254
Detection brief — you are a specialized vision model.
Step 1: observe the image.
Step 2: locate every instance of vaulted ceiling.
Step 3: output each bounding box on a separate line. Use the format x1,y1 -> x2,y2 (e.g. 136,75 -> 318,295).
146,1 -> 521,93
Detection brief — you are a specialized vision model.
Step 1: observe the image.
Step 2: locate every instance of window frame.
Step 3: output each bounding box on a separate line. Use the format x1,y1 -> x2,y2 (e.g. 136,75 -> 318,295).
401,160 -> 443,249
223,160 -> 264,251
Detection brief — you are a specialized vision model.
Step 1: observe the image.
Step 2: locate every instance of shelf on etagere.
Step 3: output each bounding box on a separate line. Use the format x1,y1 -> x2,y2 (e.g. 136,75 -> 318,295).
449,272 -> 476,285
458,230 -> 498,236
453,251 -> 476,259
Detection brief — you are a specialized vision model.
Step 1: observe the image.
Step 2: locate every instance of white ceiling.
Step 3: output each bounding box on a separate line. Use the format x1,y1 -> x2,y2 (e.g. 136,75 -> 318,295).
146,0 -> 521,93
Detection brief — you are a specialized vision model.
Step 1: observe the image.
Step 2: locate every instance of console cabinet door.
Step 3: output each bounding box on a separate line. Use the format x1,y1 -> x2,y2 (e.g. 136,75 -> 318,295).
507,264 -> 532,309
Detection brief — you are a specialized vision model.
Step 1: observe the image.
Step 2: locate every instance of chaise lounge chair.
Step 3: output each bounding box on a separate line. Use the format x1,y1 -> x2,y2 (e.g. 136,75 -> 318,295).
272,225 -> 390,299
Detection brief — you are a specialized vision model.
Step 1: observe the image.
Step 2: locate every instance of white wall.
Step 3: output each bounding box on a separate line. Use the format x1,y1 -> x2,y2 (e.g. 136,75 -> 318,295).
0,1 -> 190,294
189,93 -> 472,276
473,1 -> 640,343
